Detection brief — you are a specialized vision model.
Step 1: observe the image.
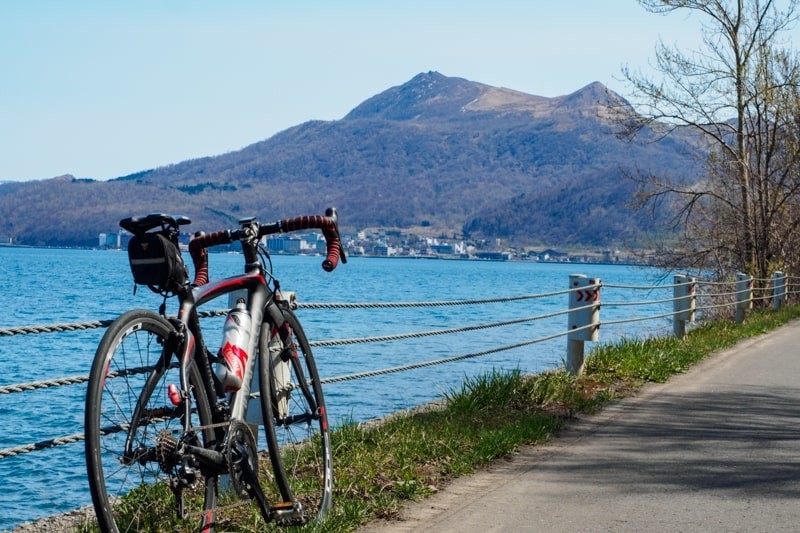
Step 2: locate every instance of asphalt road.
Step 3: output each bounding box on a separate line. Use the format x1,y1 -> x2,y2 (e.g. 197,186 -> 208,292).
361,319 -> 800,532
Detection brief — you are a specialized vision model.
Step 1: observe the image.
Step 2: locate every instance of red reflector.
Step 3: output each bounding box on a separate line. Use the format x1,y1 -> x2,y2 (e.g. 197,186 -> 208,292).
168,384 -> 181,406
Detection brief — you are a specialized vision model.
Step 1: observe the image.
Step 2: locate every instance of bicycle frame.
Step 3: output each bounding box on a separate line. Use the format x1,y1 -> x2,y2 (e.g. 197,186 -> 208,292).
175,269 -> 273,430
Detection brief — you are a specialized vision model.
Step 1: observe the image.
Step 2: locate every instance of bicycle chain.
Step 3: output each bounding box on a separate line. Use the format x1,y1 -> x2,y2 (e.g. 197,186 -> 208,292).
188,420 -> 234,434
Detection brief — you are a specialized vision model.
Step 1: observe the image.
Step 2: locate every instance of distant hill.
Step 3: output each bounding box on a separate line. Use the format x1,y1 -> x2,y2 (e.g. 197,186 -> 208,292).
0,72 -> 703,247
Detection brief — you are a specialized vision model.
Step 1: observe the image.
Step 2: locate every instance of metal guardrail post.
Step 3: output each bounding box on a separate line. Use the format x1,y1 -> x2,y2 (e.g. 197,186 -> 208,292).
567,274 -> 600,376
773,271 -> 786,310
735,272 -> 753,324
673,274 -> 696,337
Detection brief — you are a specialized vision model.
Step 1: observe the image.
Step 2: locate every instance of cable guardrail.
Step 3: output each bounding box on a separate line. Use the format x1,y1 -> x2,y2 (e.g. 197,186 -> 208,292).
695,279 -> 737,286
600,310 -> 680,327
297,287 -> 583,309
0,309 -> 240,337
0,363 -> 163,396
0,375 -> 90,395
0,273 -> 797,464
603,282 -> 686,290
0,320 -> 115,337
0,289 -> 588,338
697,289 -> 749,298
695,301 -> 743,311
309,303 -> 596,348
0,301 -> 599,396
0,321 -> 599,460
603,295 -> 681,307
0,432 -> 86,459
321,323 -> 597,384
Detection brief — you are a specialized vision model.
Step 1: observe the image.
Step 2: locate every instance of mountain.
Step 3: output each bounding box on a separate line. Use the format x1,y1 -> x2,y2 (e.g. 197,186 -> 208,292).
0,72 -> 702,248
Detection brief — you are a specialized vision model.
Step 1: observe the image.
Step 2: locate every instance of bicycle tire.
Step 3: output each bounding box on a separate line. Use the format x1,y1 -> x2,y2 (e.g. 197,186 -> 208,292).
85,310 -> 218,532
259,305 -> 333,523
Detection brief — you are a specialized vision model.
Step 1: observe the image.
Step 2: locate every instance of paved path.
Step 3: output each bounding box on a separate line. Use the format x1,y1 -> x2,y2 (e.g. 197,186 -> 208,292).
361,320 -> 800,532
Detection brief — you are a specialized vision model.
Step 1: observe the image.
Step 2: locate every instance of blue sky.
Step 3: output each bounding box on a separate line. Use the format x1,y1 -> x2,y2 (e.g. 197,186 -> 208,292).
1,1 -> 788,182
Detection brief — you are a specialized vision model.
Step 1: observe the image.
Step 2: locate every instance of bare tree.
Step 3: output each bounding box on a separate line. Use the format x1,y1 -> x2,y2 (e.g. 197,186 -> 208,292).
621,0 -> 800,281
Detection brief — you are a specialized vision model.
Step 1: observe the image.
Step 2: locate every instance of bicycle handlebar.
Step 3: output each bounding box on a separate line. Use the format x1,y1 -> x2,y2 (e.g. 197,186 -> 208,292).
267,211 -> 346,271
188,208 -> 345,287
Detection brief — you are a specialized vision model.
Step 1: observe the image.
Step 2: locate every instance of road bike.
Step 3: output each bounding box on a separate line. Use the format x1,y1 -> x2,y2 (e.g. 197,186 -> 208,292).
84,208 -> 345,532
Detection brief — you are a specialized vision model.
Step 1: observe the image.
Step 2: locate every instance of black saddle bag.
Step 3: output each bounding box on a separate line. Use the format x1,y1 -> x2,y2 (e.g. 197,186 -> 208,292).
127,232 -> 187,293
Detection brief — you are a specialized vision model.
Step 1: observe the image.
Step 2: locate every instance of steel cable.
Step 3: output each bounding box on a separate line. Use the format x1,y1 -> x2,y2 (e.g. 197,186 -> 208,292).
0,320 -> 114,337
600,310 -> 678,326
0,364 -> 156,395
310,303 -> 596,348
0,433 -> 86,459
297,287 -> 590,310
696,279 -> 737,286
321,324 -> 595,384
604,295 -> 685,307
603,282 -> 687,290
0,287 -> 591,338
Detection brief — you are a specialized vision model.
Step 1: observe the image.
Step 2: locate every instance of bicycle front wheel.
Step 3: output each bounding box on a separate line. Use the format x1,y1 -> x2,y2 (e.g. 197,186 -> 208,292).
85,310 -> 218,532
259,306 -> 333,523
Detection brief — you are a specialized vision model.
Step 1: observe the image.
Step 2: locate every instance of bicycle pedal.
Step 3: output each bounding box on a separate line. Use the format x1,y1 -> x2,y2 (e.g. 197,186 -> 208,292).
273,501 -> 294,510
272,501 -> 306,526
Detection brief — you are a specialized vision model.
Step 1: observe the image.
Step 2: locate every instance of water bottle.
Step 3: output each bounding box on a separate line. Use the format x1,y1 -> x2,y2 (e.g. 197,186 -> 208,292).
215,298 -> 251,392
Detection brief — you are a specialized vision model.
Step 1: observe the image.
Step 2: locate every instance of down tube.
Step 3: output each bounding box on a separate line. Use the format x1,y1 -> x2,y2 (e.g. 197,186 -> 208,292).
192,272 -> 270,421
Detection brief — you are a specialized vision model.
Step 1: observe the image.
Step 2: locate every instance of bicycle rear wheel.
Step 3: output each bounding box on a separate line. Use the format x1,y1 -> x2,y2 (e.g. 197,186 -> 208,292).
85,310 -> 218,532
259,305 -> 333,523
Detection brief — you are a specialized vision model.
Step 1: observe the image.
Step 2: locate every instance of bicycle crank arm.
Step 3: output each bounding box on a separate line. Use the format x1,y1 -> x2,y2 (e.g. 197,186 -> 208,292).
180,442 -> 226,470
231,441 -> 273,521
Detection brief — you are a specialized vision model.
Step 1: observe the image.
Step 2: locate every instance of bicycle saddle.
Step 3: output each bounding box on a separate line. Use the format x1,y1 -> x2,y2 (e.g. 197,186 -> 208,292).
120,214 -> 191,234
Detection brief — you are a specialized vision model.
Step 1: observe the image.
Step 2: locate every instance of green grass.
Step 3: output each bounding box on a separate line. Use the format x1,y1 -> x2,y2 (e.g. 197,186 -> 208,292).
81,304 -> 800,532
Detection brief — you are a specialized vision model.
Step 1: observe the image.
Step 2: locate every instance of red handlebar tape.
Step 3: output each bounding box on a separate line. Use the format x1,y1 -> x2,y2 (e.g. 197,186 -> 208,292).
188,230 -> 232,287
279,216 -> 342,272
187,216 -> 342,287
